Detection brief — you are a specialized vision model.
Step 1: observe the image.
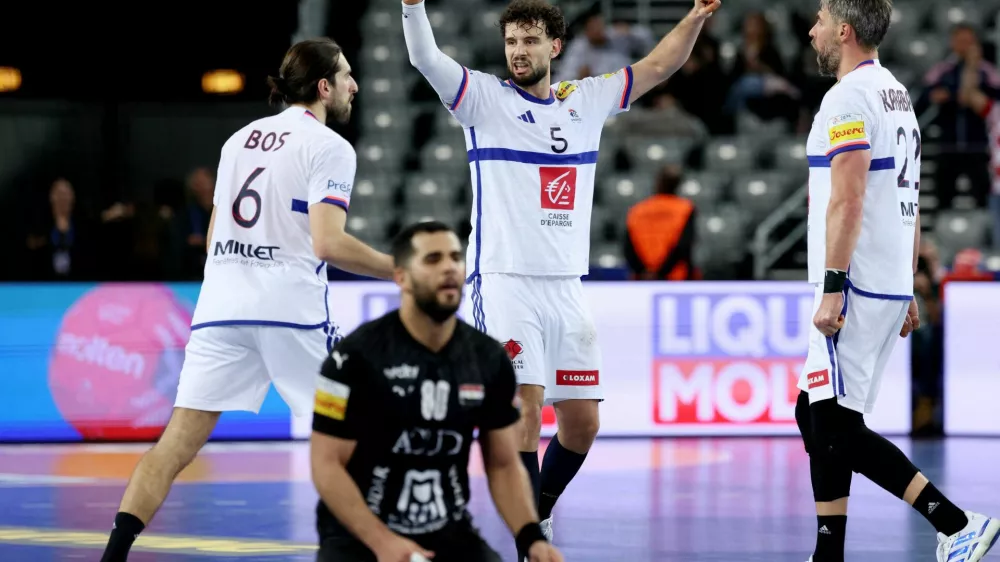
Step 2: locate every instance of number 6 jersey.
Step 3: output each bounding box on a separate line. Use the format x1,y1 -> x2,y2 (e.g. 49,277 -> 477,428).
806,59 -> 919,299
190,106 -> 355,330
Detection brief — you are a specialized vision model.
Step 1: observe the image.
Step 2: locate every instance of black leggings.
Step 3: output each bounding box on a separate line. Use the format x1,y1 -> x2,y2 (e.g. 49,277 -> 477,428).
317,522 -> 502,562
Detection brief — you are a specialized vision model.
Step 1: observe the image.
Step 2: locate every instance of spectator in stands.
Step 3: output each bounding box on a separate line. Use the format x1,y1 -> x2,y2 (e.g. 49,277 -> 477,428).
556,12 -> 654,82
661,33 -> 729,134
911,244 -> 944,437
957,40 -> 1000,246
917,24 -> 1000,209
181,167 -> 215,278
623,164 -> 697,281
724,12 -> 800,127
24,177 -> 95,280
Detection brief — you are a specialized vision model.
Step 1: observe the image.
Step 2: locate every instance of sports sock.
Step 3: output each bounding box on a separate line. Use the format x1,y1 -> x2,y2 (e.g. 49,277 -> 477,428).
538,434 -> 588,521
519,451 -> 540,505
912,482 -> 968,537
100,512 -> 145,562
812,515 -> 846,562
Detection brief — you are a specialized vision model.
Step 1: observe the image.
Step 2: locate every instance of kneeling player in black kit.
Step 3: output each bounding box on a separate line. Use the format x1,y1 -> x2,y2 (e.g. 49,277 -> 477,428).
310,220 -> 563,562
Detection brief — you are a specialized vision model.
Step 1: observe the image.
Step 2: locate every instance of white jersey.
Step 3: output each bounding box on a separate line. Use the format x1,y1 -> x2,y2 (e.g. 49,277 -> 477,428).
190,106 -> 355,330
445,67 -> 633,278
806,59 -> 918,299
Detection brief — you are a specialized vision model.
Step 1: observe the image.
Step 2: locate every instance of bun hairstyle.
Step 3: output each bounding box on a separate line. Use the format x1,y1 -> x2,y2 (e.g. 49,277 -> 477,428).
266,38 -> 343,107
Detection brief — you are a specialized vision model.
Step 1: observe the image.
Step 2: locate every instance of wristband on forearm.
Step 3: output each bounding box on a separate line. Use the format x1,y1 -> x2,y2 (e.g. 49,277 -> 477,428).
824,269 -> 847,294
515,522 -> 547,554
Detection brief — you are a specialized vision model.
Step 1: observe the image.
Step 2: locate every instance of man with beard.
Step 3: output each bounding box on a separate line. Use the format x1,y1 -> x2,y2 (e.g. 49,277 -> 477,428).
311,220 -> 563,562
799,2 -> 999,561
100,38 -> 396,562
400,1 -> 719,558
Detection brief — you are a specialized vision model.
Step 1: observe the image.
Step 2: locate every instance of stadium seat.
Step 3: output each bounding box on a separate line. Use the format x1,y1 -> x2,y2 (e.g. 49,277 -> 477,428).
350,174 -> 399,208
589,243 -> 625,269
623,137 -> 694,173
433,110 -> 466,138
420,135 -> 470,174
402,174 -> 462,215
355,138 -> 406,174
771,137 -> 809,172
679,171 -> 730,210
359,42 -> 408,68
357,105 -> 418,142
358,77 -> 417,107
732,172 -> 796,223
599,173 -> 655,218
933,209 -> 992,258
932,3 -> 983,33
892,37 -> 947,76
703,137 -> 761,173
345,209 -> 395,246
736,111 -> 791,143
359,9 -> 404,43
590,206 -> 610,243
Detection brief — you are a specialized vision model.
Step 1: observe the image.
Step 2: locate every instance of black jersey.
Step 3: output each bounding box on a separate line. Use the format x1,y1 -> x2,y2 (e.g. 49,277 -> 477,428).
312,310 -> 520,538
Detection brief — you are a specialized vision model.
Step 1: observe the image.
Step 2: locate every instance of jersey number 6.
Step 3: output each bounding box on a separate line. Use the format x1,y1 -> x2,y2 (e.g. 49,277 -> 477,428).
550,126 -> 568,154
233,167 -> 265,228
895,127 -> 920,191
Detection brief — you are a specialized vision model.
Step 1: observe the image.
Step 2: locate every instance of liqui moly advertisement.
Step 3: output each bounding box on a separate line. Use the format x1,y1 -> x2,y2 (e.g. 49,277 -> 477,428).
291,281 -> 912,438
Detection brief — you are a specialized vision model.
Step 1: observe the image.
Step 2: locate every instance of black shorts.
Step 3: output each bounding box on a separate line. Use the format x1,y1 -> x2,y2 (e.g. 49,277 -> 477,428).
317,521 -> 501,562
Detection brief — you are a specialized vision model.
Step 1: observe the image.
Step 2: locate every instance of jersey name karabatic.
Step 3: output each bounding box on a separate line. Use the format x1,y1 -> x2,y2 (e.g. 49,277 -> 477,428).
806,59 -> 919,298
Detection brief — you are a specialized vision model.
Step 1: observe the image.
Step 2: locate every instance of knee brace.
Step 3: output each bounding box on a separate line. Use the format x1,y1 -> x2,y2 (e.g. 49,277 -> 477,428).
809,398 -> 920,500
794,391 -> 814,454
807,397 -> 859,502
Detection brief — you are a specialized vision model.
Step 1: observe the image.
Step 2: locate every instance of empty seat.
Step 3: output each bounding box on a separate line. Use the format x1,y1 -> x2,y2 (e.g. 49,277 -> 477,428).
695,204 -> 750,265
357,106 -> 417,140
932,3 -> 983,33
736,111 -> 791,142
703,137 -> 761,172
355,139 -> 406,174
350,174 -> 399,208
589,243 -> 625,269
679,171 -> 729,209
771,137 -> 809,172
345,210 -> 395,245
934,209 -> 992,257
732,172 -> 795,222
420,135 -> 469,173
891,37 -> 947,75
623,137 -> 694,172
359,42 -> 408,68
434,110 -> 466,137
402,174 -> 462,215
358,77 -> 416,106
599,174 -> 654,217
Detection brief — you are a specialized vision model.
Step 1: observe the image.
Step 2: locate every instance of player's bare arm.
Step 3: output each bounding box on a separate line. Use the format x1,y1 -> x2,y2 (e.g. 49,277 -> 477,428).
205,207 -> 217,254
627,0 -> 721,104
310,432 -> 434,562
813,149 -> 870,337
901,213 -> 921,338
480,424 -> 564,562
310,204 -> 394,280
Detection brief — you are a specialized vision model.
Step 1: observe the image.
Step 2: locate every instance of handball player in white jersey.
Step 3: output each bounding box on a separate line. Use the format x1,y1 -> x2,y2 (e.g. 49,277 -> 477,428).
100,38 -> 395,562
796,2 -> 999,561
401,0 -> 720,556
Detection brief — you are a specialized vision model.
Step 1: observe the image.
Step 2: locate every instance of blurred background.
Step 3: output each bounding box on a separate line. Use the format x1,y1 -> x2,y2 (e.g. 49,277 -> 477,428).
1,0 -> 999,440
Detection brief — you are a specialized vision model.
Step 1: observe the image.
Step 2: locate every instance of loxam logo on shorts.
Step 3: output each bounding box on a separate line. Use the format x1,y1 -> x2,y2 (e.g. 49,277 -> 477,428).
556,370 -> 598,386
806,369 -> 830,389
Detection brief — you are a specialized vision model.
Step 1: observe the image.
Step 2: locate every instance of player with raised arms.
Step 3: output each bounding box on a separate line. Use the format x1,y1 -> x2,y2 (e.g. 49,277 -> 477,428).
100,38 -> 395,562
798,1 -> 1000,561
401,0 -> 719,559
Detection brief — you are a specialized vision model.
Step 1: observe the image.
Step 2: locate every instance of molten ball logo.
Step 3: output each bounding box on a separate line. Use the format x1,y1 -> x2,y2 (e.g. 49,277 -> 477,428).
48,284 -> 193,440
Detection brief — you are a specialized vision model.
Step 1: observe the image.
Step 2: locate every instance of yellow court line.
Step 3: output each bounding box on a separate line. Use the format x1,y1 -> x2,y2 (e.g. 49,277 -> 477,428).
0,526 -> 318,556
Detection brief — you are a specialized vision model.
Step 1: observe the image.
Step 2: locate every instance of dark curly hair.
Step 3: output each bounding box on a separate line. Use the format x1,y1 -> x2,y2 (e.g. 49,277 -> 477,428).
498,0 -> 567,42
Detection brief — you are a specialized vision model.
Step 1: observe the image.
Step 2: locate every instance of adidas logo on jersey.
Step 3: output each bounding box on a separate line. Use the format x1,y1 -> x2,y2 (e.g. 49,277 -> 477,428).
516,111 -> 535,124
818,525 -> 831,535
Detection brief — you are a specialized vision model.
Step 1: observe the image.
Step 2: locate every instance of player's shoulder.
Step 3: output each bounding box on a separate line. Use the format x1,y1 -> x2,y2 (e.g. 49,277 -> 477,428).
336,312 -> 396,354
560,67 -> 629,97
821,79 -> 876,114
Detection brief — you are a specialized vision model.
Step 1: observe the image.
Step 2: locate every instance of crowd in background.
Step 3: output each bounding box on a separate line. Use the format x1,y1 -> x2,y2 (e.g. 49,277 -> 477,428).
10,3 -> 1000,437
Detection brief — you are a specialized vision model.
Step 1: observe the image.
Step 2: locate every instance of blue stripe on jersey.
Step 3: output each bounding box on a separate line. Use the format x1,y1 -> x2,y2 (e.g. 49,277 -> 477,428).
846,279 -> 913,301
291,199 -> 308,214
807,155 -> 895,170
827,142 -> 871,160
468,148 -> 600,165
191,319 -> 327,330
621,66 -> 634,109
507,81 -> 555,105
469,127 -> 484,282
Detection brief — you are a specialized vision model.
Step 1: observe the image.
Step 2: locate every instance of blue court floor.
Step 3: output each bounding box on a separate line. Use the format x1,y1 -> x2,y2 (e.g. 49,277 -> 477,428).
0,436 -> 996,561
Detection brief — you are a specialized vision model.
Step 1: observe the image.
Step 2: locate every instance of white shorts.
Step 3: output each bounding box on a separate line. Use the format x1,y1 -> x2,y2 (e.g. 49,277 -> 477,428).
797,284 -> 910,414
175,325 -> 332,417
467,273 -> 602,404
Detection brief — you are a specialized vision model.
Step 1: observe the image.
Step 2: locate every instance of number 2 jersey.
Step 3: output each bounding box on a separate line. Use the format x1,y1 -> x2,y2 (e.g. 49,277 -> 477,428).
806,59 -> 919,298
190,106 -> 356,330
312,310 -> 519,537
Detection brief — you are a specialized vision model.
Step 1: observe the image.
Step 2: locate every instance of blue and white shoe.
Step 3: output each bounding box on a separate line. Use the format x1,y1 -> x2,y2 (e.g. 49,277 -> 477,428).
937,511 -> 1000,561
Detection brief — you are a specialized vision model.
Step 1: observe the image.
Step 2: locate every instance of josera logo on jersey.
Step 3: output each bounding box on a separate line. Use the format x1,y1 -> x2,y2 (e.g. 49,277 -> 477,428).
651,292 -> 811,425
828,118 -> 866,144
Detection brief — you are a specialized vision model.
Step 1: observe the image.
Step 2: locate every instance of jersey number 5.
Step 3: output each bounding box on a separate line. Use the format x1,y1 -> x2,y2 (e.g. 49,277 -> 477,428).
420,380 -> 450,421
895,127 -> 920,191
233,167 -> 265,228
550,126 -> 568,154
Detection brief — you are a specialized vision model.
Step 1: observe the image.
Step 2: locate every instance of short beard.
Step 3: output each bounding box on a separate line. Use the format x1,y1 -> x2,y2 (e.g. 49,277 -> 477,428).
414,291 -> 459,324
327,99 -> 351,124
509,64 -> 548,88
817,46 -> 841,78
